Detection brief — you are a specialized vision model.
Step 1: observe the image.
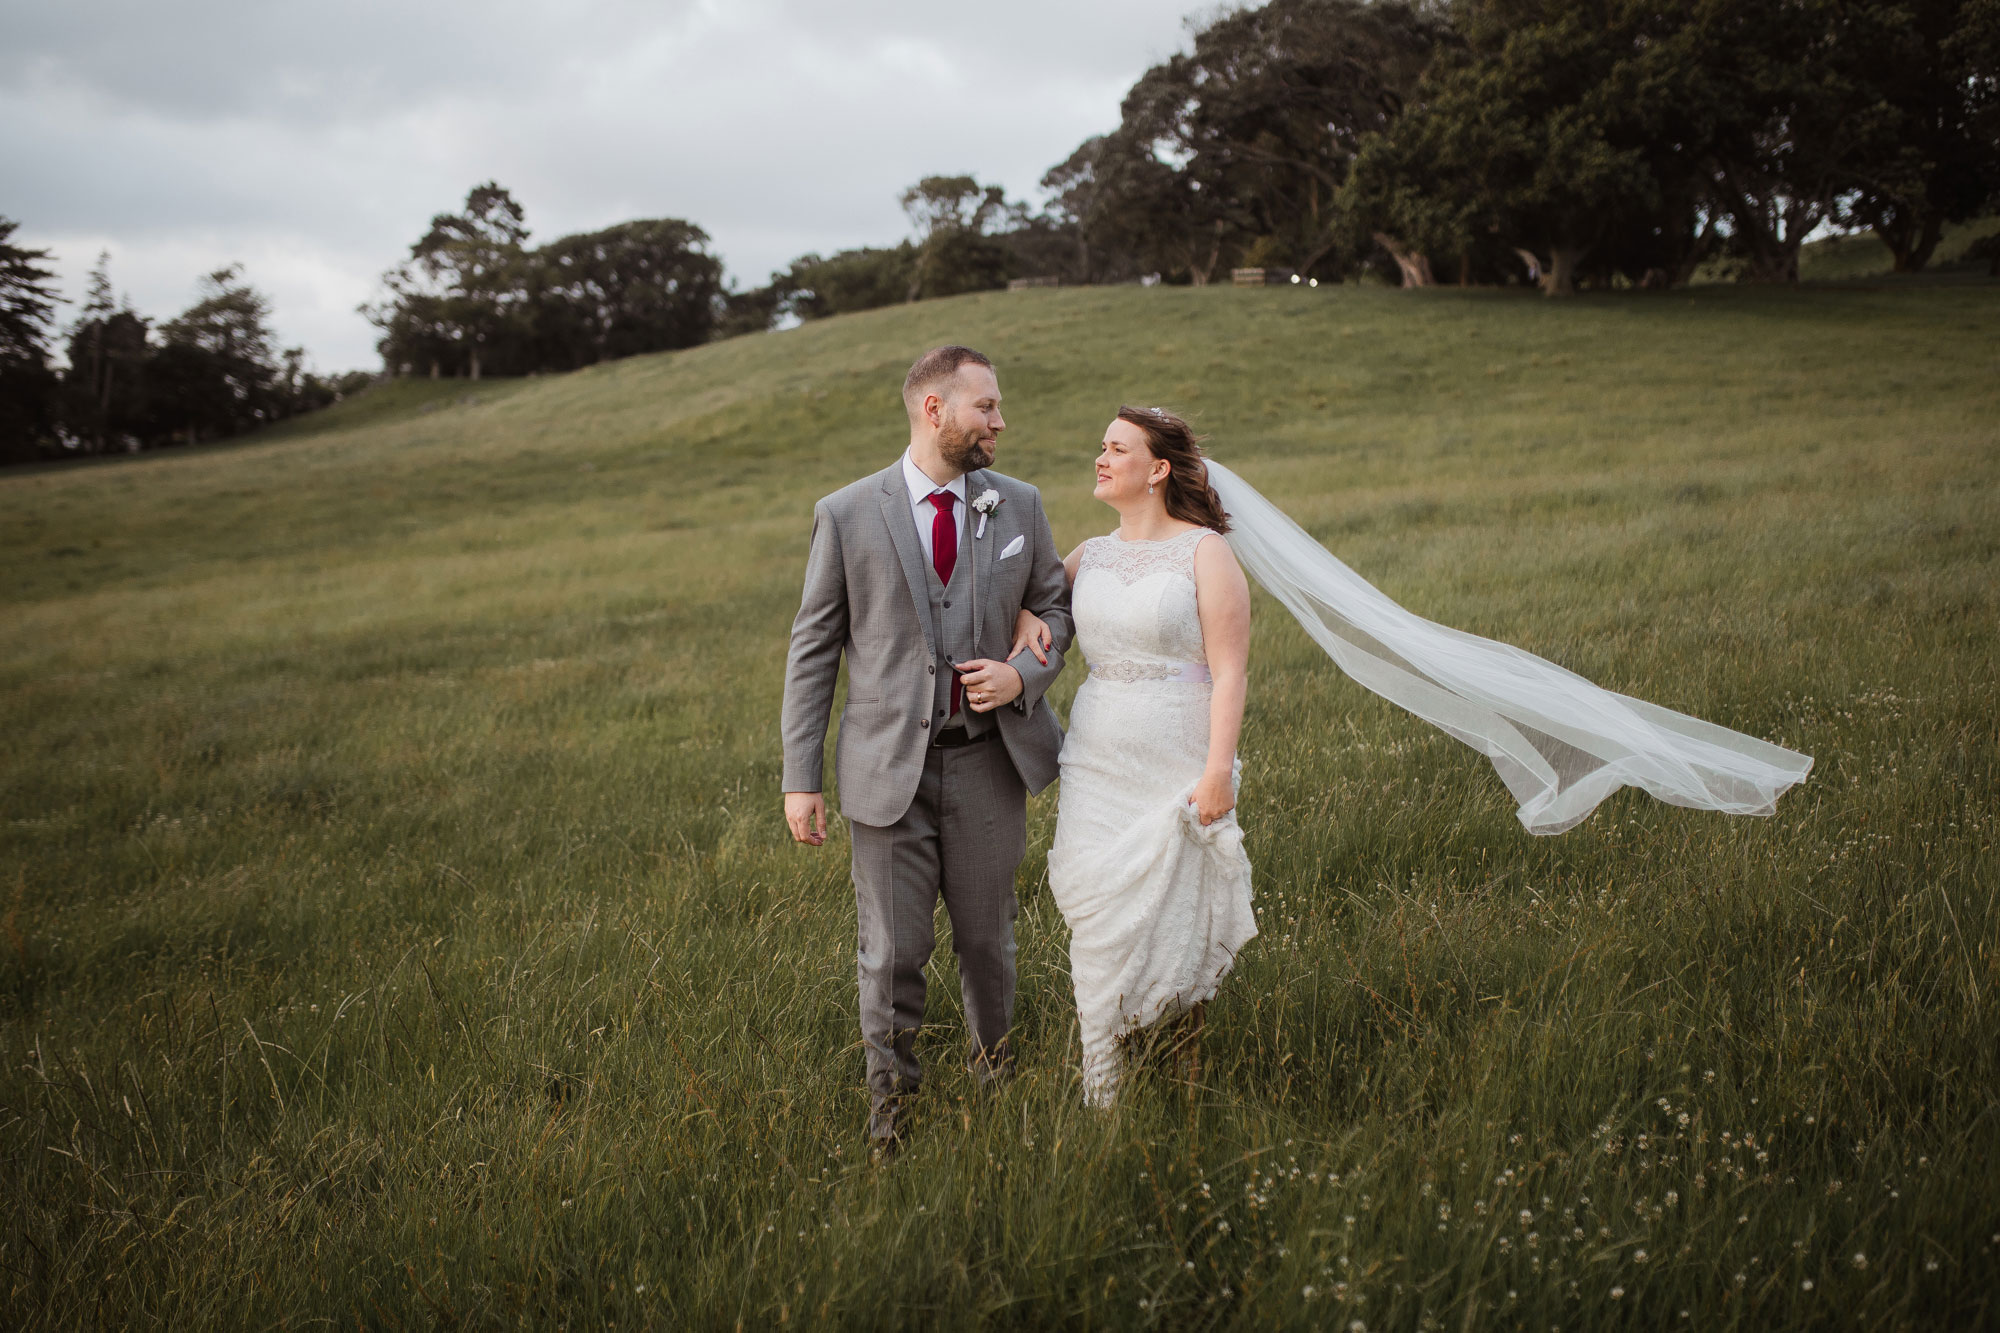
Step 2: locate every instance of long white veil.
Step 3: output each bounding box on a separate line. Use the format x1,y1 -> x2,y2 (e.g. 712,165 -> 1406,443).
1204,460 -> 1812,835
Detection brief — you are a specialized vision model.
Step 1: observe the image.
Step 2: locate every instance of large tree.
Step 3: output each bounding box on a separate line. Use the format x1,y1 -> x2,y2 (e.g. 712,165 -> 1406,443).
772,245 -> 919,322
531,218 -> 724,367
0,218 -> 64,463
61,309 -> 151,453
1671,0 -> 1998,283
1834,0 -> 2000,271
1684,0 -> 1873,283
1049,0 -> 1444,283
1345,0 -> 1983,291
1037,137 -> 1129,284
369,187 -> 742,369
1348,1 -> 1735,294
1167,0 -> 1445,273
1049,123 -> 1239,284
150,265 -> 283,444
367,182 -> 531,379
899,175 -> 1018,299
61,252 -> 154,453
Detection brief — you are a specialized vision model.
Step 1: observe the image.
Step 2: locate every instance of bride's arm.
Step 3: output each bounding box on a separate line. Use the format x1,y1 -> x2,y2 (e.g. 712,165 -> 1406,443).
1062,542 -> 1085,585
1191,533 -> 1251,825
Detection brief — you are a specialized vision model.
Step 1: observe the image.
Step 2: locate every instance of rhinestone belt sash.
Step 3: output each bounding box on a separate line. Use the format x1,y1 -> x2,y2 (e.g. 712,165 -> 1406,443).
1088,660 -> 1213,685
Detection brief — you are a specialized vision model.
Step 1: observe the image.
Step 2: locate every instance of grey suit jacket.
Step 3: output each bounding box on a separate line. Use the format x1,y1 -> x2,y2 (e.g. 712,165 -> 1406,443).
782,461 -> 1075,828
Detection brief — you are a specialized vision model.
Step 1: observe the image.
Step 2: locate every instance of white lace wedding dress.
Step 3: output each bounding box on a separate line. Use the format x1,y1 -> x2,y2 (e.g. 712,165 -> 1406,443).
1047,528 -> 1258,1106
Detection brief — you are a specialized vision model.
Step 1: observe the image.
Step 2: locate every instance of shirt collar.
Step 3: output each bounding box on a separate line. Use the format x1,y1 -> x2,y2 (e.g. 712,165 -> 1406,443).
902,449 -> 968,507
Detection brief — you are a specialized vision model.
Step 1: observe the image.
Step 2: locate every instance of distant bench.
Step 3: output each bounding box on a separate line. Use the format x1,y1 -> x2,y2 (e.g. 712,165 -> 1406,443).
1231,267 -> 1300,286
1007,276 -> 1061,291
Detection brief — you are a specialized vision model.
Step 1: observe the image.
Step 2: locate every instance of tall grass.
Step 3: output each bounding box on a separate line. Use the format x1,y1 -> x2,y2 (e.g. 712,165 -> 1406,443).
3,281 -> 1996,1328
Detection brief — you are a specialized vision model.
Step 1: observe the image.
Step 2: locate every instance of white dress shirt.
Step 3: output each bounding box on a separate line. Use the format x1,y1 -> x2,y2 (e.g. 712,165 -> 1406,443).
901,449 -> 967,568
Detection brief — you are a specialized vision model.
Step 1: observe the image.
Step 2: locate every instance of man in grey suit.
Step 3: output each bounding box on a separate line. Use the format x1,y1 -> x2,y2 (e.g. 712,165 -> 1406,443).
782,345 -> 1073,1154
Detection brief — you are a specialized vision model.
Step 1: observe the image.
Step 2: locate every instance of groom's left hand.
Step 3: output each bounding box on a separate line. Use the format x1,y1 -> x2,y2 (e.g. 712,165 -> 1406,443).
954,659 -> 1022,712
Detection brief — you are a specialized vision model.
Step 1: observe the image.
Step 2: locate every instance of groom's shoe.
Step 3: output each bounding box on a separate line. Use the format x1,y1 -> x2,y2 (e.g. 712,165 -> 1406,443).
867,1089 -> 914,1159
866,1030 -> 919,1156
968,1037 -> 1016,1092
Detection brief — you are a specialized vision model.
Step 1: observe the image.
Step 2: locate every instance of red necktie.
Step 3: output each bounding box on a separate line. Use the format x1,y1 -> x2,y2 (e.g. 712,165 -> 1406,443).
928,490 -> 960,717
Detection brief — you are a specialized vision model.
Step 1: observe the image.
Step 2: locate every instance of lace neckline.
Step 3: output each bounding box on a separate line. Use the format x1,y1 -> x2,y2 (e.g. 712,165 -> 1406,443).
1104,527 -> 1210,546
1079,527 -> 1212,587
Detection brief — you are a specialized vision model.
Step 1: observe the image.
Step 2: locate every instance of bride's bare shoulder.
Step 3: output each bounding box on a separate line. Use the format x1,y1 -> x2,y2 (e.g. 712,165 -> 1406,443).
1062,536 -> 1103,581
1192,528 -> 1246,596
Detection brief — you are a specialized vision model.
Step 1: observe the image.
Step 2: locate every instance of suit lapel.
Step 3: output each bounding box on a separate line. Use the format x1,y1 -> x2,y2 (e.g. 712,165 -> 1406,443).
877,466 -> 938,654
968,469 -> 998,659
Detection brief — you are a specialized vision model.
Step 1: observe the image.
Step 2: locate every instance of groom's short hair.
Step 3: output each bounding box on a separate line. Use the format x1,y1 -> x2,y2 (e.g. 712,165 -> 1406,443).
903,345 -> 993,417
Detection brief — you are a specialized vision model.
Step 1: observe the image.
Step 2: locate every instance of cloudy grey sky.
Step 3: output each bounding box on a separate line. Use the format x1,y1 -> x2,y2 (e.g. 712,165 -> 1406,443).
4,0 -> 1202,371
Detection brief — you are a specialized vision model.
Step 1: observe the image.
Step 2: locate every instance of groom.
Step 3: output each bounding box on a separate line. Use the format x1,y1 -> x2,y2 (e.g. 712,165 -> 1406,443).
782,345 -> 1073,1153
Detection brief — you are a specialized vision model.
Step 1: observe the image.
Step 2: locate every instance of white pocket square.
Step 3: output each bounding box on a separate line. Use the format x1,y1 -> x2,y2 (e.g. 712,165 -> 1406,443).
999,535 -> 1025,560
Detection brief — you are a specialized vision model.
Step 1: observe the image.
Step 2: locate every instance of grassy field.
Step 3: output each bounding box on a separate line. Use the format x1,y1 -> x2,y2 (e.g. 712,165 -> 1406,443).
1794,216 -> 2000,282
3,280 -> 1997,1329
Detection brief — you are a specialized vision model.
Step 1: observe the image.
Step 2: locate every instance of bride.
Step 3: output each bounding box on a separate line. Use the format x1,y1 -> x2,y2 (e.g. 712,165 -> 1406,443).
1030,407 -> 1256,1107
1012,406 -> 1813,1108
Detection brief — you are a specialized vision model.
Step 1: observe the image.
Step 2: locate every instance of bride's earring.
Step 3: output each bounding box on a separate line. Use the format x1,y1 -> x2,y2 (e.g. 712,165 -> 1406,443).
1147,482 -> 1155,495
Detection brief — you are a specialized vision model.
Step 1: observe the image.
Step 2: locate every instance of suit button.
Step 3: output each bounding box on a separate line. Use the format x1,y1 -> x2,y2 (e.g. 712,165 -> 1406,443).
928,664 -> 935,675
920,718 -> 930,730
943,600 -> 952,608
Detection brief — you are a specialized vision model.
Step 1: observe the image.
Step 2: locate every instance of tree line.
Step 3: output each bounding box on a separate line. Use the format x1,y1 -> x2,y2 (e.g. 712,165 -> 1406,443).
0,224 -> 371,465
362,183 -> 727,380
0,183 -> 729,463
363,173 -> 1090,365
787,0 -> 1999,307
1335,0 -> 2000,290
5,0 -> 1994,462
351,0 -> 2000,361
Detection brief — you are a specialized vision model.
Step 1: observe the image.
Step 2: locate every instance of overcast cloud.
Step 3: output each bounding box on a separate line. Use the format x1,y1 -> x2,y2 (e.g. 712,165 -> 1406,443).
4,0 -> 1200,371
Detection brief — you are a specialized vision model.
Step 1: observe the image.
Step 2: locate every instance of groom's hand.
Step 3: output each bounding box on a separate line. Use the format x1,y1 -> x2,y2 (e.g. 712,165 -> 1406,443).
785,791 -> 827,846
955,659 -> 1022,712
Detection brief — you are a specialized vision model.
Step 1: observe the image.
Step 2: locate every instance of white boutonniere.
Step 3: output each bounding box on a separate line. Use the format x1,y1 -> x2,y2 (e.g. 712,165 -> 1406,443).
972,488 -> 1003,538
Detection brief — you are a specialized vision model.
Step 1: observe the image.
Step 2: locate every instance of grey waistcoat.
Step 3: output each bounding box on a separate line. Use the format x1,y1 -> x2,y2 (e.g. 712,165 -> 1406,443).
926,534 -> 993,737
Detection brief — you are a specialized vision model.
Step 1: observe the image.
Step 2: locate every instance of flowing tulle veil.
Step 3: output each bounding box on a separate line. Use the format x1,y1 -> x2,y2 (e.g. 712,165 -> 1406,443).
1202,460 -> 1812,835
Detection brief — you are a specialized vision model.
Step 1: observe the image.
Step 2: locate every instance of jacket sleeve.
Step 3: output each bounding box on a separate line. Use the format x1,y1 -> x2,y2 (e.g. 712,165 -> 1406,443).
1010,487 -> 1073,716
781,500 -> 848,792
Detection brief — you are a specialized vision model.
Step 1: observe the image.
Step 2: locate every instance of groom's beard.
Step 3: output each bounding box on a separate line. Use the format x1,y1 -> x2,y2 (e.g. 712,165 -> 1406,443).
939,418 -> 996,473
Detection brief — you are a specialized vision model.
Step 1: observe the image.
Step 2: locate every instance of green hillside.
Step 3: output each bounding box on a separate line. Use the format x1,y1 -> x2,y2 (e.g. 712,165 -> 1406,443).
1797,215 -> 2000,281
3,283 -> 1997,1328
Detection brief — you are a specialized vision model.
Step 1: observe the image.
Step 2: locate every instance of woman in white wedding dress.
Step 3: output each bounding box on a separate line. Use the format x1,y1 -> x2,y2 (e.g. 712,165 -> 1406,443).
1010,406 -> 1816,1108
1013,407 -> 1260,1107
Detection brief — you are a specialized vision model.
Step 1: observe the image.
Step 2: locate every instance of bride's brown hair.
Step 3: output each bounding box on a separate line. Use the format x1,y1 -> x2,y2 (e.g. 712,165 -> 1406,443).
1116,405 -> 1231,535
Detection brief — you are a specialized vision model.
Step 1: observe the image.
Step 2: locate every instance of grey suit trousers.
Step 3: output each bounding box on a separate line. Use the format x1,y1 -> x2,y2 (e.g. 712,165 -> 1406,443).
849,734 -> 1026,1132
